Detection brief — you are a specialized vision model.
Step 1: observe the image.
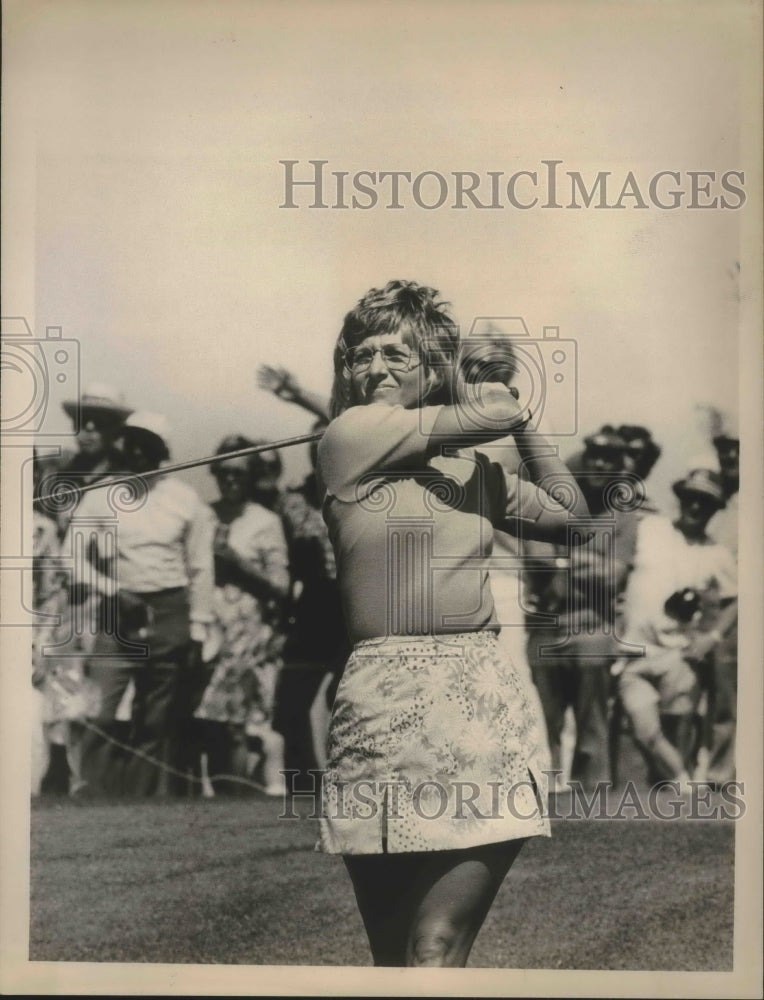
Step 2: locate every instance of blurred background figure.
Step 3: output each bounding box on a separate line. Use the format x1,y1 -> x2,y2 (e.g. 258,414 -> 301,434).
257,365 -> 348,790
31,454 -> 59,796
32,385 -> 133,796
31,451 -> 63,795
249,443 -> 285,515
50,383 -> 133,538
525,426 -> 640,791
273,421 -> 348,790
617,425 -> 662,512
195,436 -> 290,797
32,462 -> 99,799
702,413 -> 739,785
30,449 -> 97,797
74,412 -> 215,797
708,415 -> 739,555
612,468 -> 737,787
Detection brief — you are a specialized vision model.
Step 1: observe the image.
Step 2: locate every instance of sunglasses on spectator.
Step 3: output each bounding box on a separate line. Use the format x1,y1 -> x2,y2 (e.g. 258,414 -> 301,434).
81,410 -> 119,431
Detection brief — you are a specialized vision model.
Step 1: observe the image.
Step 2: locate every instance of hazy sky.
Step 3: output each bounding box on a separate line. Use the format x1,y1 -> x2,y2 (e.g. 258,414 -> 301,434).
5,0 -> 756,505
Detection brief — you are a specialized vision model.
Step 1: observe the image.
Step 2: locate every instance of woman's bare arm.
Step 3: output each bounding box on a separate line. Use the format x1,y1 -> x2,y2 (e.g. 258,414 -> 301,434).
430,382 -> 588,537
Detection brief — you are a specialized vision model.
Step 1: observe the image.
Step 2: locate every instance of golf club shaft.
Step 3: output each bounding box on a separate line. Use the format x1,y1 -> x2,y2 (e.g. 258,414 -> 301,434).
34,430 -> 325,504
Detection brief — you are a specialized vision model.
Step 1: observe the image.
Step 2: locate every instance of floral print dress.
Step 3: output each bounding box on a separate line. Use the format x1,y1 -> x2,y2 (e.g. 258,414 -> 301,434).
195,502 -> 289,727
33,513 -> 102,730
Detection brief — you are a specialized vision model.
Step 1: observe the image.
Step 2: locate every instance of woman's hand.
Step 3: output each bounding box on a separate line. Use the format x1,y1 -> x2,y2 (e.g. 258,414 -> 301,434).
455,375 -> 527,430
257,364 -> 300,403
257,364 -> 330,421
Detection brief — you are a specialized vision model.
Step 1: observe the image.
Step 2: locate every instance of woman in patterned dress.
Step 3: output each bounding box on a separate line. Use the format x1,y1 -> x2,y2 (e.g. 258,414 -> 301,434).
316,280 -> 588,967
31,452 -> 101,797
195,437 -> 290,795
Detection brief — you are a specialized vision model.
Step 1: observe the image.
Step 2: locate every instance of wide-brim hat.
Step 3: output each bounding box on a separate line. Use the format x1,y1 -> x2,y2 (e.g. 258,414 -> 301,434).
62,381 -> 133,421
672,467 -> 726,508
122,411 -> 172,450
583,425 -> 628,453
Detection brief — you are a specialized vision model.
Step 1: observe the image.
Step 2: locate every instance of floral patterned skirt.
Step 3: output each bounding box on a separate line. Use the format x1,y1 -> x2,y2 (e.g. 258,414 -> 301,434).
319,631 -> 551,854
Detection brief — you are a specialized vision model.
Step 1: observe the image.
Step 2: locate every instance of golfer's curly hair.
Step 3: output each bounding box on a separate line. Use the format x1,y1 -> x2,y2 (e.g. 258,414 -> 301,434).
329,280 -> 460,417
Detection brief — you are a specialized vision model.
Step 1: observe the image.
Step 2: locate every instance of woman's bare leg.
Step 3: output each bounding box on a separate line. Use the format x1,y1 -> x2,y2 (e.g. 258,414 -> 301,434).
344,839 -> 526,967
344,852 -> 420,965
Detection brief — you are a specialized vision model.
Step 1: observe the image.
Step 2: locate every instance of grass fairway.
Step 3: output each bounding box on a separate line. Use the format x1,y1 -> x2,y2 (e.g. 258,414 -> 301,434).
30,794 -> 734,970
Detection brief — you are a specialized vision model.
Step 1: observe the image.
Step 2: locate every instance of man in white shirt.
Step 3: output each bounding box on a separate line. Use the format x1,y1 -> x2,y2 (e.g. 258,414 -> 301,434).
614,468 -> 737,785
71,412 -> 214,796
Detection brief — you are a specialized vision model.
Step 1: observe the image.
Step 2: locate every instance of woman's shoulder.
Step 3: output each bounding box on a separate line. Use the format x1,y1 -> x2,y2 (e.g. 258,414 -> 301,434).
320,403 -> 443,459
318,404 -> 445,503
320,403 -> 400,443
323,402 -> 441,435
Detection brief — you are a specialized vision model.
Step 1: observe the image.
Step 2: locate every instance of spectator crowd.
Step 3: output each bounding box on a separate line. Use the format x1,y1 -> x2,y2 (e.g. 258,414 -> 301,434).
30,352 -> 739,803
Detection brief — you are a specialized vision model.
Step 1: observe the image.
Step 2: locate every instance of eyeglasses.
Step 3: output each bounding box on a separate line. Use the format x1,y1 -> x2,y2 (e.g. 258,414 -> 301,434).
344,344 -> 421,373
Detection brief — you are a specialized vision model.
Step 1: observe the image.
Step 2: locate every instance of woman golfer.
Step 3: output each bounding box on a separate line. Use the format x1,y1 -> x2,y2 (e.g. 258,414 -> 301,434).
316,280 -> 587,966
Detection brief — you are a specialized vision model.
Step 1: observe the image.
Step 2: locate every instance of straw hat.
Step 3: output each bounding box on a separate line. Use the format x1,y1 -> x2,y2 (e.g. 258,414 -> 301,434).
672,468 -> 726,508
62,381 -> 133,421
